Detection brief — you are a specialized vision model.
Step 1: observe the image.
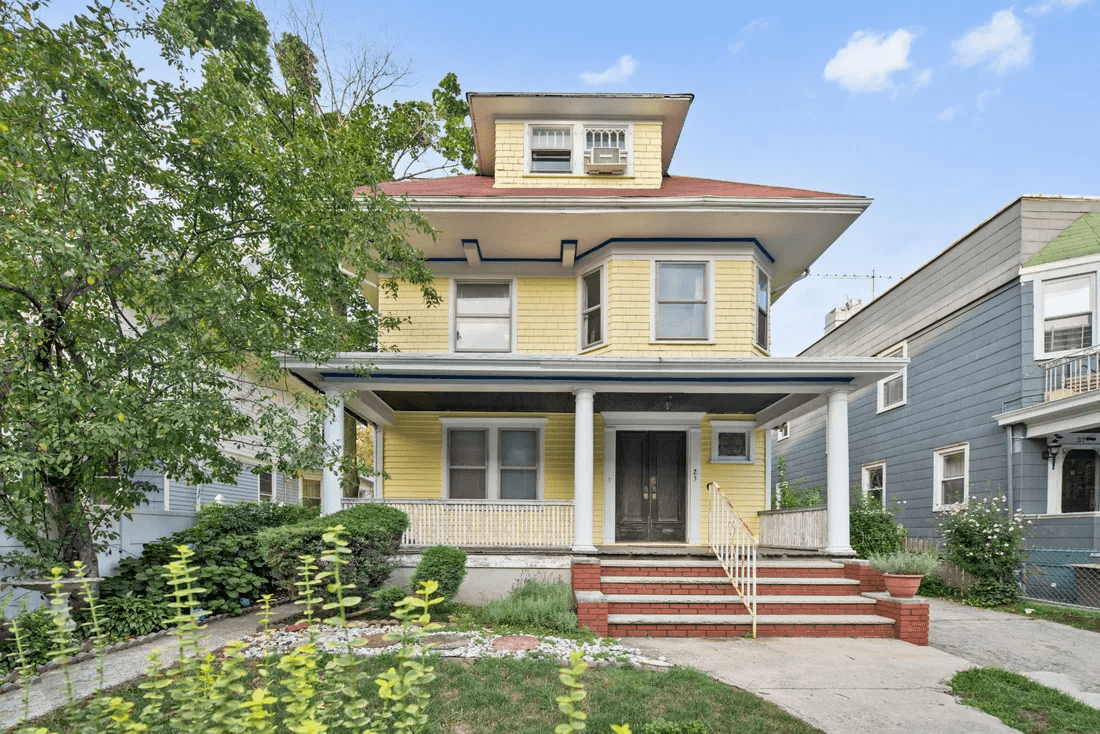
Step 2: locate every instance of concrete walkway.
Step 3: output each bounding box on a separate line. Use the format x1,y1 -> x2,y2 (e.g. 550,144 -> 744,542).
0,604 -> 299,729
928,598 -> 1100,708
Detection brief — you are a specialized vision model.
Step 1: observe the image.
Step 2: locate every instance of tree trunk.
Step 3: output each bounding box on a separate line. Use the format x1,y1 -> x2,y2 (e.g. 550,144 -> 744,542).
43,476 -> 100,579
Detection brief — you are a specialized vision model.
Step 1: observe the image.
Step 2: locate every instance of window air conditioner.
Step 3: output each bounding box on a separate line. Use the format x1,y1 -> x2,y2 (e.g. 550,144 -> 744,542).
584,146 -> 627,174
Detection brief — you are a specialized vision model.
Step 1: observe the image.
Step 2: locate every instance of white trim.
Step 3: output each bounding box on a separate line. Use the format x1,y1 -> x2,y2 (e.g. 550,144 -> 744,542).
933,443 -> 969,510
601,411 -> 706,428
449,277 -> 518,354
374,427 -> 384,498
1047,446 -> 1100,515
861,461 -> 886,506
578,264 -> 607,352
440,417 -> 547,500
876,342 -> 908,413
1033,272 -> 1097,360
775,422 -> 790,441
163,474 -> 171,512
710,420 -> 755,463
687,426 -> 702,545
650,260 -> 715,343
523,120 -> 634,177
602,426 -> 616,545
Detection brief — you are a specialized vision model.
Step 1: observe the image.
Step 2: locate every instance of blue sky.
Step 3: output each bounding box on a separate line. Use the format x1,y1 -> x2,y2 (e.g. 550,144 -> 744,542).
49,0 -> 1100,355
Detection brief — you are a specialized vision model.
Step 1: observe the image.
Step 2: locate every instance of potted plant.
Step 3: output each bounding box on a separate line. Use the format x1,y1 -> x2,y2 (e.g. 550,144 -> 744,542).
866,550 -> 940,598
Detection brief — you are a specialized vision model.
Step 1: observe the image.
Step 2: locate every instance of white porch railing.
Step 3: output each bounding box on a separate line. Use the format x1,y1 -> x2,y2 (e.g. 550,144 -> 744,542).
340,498 -> 574,548
758,506 -> 828,551
1045,345 -> 1100,402
705,482 -> 758,638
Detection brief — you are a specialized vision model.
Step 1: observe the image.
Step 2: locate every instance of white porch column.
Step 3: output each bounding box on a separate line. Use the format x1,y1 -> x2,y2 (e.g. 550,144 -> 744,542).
321,389 -> 345,517
824,388 -> 854,554
573,388 -> 597,552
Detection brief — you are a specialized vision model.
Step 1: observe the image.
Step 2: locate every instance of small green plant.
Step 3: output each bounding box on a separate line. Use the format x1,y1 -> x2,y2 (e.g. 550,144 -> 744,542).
0,607 -> 69,672
773,458 -> 825,508
849,489 -> 905,558
475,579 -> 578,633
74,594 -> 168,641
867,550 -> 940,575
411,545 -> 467,603
938,490 -> 1029,606
556,651 -> 590,734
372,584 -> 411,614
916,572 -> 958,598
639,720 -> 710,734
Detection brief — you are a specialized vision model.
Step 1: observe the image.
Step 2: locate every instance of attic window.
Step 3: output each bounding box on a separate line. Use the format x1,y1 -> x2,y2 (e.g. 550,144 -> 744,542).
530,125 -> 572,173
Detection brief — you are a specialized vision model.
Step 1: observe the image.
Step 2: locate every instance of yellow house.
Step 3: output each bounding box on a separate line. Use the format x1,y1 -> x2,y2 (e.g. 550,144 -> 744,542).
287,93 -> 915,639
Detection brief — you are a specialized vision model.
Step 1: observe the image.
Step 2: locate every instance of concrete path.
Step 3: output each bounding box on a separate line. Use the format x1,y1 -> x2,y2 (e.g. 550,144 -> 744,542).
0,604 -> 299,730
630,636 -> 1016,733
928,598 -> 1100,708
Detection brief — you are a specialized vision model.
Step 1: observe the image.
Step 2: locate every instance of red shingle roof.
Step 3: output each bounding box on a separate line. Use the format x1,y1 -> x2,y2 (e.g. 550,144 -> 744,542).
364,175 -> 853,199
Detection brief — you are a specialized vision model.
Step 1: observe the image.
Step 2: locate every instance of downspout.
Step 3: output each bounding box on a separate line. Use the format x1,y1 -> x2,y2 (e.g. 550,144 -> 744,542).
1005,425 -> 1015,511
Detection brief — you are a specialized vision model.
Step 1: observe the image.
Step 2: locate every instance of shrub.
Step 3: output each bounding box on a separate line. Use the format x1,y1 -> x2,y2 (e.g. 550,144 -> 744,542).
0,608 -> 76,672
939,491 -> 1029,605
917,573 -> 958,598
867,549 -> 940,575
849,490 -> 905,558
410,545 -> 467,602
258,503 -> 409,603
475,579 -> 577,633
194,501 -> 317,536
773,458 -> 824,508
371,584 -> 410,614
74,595 -> 167,641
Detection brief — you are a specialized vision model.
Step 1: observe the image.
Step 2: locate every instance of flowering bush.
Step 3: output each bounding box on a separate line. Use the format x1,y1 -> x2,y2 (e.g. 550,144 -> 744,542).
938,492 -> 1029,606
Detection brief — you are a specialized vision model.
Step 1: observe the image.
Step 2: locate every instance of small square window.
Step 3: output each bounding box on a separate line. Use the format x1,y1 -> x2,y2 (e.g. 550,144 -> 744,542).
775,422 -> 789,441
711,421 -> 754,463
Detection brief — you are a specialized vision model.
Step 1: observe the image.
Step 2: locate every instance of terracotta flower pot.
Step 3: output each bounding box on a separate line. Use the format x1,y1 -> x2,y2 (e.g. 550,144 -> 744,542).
883,573 -> 923,599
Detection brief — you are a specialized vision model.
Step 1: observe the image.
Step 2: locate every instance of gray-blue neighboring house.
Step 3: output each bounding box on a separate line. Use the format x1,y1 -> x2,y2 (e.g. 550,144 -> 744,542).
772,195 -> 1100,555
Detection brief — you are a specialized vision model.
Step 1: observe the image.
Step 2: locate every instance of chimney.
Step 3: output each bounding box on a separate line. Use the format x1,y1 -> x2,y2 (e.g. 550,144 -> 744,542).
825,297 -> 863,333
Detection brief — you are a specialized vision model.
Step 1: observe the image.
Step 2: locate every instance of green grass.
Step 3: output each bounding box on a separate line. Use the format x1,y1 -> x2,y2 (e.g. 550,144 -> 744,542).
995,600 -> 1100,634
949,667 -> 1100,733
33,655 -> 819,734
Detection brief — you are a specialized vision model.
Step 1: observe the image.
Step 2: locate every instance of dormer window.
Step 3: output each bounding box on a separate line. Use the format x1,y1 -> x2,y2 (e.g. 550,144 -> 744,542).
584,127 -> 627,174
530,125 -> 573,172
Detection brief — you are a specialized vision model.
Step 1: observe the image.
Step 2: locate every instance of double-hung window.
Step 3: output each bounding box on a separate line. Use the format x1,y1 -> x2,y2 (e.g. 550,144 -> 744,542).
862,462 -> 885,505
877,342 -> 907,412
580,268 -> 603,349
454,281 -> 512,352
530,125 -> 573,173
259,471 -> 274,503
1043,275 -> 1094,354
933,444 -> 968,509
655,262 -> 708,340
756,268 -> 770,350
443,419 -> 545,500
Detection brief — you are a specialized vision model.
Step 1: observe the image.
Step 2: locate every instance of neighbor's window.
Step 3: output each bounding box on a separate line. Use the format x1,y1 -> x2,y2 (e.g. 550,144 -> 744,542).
934,444 -> 968,509
756,268 -> 770,350
259,472 -> 274,503
1043,275 -> 1093,353
581,268 -> 603,349
444,420 -> 545,500
877,343 -> 907,413
454,281 -> 512,352
300,478 -> 321,508
1060,449 -> 1099,513
711,421 -> 753,463
775,422 -> 790,441
530,125 -> 573,173
862,462 -> 885,505
655,262 -> 708,340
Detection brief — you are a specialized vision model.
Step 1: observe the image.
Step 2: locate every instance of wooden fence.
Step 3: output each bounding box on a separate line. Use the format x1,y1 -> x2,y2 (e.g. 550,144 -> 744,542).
905,537 -> 975,590
758,506 -> 827,550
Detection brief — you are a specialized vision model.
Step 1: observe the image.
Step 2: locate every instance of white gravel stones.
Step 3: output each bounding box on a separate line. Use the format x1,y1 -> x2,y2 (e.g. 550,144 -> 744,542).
239,623 -> 650,667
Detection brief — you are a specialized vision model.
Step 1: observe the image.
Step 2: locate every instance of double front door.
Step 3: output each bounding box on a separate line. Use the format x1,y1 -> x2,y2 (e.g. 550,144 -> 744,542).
615,431 -> 686,542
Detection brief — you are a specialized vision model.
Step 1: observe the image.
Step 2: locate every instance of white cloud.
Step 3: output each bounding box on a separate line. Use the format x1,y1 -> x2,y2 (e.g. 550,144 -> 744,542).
951,10 -> 1032,73
976,88 -> 1001,111
580,55 -> 638,85
1026,0 -> 1088,15
938,107 -> 956,121
823,29 -> 914,94
730,17 -> 773,53
913,68 -> 934,89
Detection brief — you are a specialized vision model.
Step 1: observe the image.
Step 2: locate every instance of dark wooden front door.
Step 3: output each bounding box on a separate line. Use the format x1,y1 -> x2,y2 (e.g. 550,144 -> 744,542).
615,431 -> 686,542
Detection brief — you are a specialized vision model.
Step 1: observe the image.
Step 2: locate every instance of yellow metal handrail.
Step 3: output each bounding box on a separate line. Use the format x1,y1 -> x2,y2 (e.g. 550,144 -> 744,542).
706,482 -> 758,638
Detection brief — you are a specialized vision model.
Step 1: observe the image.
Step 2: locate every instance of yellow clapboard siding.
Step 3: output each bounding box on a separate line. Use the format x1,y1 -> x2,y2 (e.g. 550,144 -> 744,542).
494,122 -> 663,189
378,278 -> 450,352
699,417 -> 766,543
517,278 -> 577,353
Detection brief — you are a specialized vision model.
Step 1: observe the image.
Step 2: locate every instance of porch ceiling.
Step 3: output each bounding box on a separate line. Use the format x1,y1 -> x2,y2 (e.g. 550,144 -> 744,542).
371,391 -> 786,414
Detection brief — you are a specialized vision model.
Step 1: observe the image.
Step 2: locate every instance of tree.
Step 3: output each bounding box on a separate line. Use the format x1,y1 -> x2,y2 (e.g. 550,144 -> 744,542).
0,0 -> 473,579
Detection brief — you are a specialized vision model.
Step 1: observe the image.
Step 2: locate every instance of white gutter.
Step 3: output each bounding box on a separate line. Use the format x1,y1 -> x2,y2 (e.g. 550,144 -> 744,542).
379,195 -> 872,217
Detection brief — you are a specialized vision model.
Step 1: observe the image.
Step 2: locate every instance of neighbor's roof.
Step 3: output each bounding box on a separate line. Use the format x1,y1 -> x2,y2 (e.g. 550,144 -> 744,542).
367,175 -> 854,200
1026,212 -> 1100,267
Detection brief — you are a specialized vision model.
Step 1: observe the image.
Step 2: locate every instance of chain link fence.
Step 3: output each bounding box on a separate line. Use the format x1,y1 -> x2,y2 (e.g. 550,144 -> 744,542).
1020,548 -> 1100,610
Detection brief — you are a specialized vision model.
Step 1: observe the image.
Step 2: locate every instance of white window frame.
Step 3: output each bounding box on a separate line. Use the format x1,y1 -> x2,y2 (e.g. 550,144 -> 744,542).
523,121 -> 633,176
710,421 -> 755,463
933,443 -> 969,510
775,422 -> 789,442
755,267 -> 770,352
258,470 -> 275,503
440,417 -> 547,500
862,461 -> 886,506
450,277 -> 517,353
650,260 -> 715,343
578,265 -> 606,351
1036,273 -> 1096,359
877,342 -> 907,413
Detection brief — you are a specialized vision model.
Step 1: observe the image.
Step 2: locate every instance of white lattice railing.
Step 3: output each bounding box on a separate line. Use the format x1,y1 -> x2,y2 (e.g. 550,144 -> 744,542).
1045,345 -> 1100,402
706,482 -> 758,638
340,498 -> 574,548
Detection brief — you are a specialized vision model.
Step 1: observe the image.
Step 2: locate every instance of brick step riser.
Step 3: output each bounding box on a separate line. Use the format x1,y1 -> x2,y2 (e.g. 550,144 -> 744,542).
608,624 -> 895,639
599,567 -> 844,579
606,603 -> 876,616
602,583 -> 862,596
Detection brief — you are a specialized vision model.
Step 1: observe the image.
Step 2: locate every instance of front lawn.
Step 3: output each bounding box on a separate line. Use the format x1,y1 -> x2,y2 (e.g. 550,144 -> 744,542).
949,667 -> 1100,734
996,600 -> 1100,634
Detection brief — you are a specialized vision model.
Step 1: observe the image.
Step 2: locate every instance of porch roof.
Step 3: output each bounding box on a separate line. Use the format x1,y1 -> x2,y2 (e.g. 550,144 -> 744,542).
286,353 -> 906,428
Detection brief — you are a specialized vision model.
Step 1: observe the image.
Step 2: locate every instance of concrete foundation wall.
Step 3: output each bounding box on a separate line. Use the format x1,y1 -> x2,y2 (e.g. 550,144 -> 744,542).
386,553 -> 571,605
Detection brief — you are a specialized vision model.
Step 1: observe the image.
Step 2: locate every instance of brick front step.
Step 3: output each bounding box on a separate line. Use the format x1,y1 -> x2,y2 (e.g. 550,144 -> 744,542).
606,613 -> 896,638
600,575 -> 862,596
605,594 -> 879,616
598,559 -> 845,579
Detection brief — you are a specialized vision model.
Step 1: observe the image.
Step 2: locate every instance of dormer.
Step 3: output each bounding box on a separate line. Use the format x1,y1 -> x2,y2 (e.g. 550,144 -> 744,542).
467,93 -> 693,189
